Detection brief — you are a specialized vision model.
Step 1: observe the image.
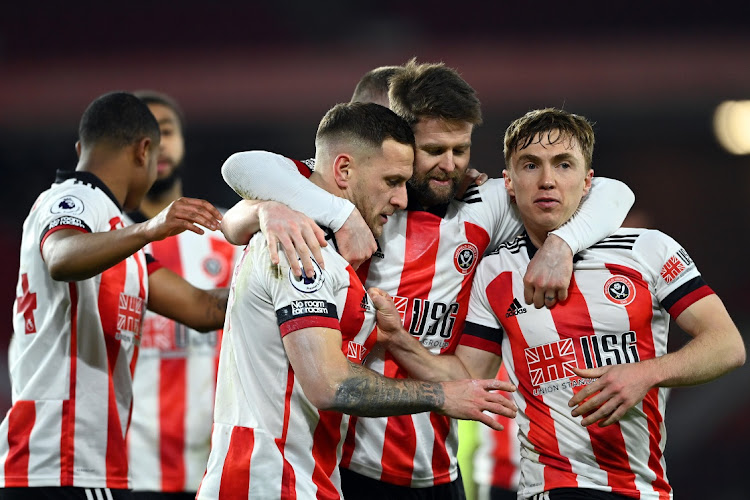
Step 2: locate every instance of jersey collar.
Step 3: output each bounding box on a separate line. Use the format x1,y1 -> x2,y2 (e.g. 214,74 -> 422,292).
55,170 -> 123,212
523,232 -> 583,263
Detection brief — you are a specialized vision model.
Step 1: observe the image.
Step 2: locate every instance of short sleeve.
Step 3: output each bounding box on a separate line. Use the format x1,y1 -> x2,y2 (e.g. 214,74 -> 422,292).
632,230 -> 714,317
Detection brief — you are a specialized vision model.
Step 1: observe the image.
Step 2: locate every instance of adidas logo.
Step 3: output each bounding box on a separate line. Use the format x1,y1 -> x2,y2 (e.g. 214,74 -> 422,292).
373,239 -> 384,259
360,294 -> 371,312
505,298 -> 527,318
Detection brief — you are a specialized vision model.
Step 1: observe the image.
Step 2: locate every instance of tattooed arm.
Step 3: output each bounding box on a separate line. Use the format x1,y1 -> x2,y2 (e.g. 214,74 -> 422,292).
283,326 -> 515,426
147,267 -> 228,332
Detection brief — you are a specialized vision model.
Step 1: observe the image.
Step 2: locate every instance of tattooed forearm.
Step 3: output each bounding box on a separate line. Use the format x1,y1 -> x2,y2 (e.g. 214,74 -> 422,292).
200,288 -> 229,332
332,362 -> 446,416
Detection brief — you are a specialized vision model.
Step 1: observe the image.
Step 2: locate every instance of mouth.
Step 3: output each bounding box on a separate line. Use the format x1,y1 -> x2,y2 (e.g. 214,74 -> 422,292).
534,197 -> 559,209
157,160 -> 172,174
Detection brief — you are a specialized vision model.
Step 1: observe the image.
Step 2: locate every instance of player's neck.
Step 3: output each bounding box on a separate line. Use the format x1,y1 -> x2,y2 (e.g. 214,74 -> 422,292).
139,182 -> 183,219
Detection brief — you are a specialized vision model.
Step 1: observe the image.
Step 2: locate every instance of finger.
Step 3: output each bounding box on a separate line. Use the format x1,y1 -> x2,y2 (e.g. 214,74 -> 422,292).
600,405 -> 628,427
523,282 -> 534,306
580,399 -> 619,427
532,287 -> 546,309
568,380 -> 603,407
544,292 -> 558,308
475,412 -> 505,432
266,234 -> 280,266
475,172 -> 489,186
311,225 -> 328,269
290,237 -> 315,279
183,198 -> 223,222
482,401 -> 517,419
557,286 -> 569,303
481,379 -> 517,393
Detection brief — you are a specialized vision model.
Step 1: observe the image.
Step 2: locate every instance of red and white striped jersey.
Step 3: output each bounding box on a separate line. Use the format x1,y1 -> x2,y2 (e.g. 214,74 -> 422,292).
473,363 -> 521,493
1,170 -> 150,489
462,229 -> 714,499
127,225 -> 240,492
197,231 -> 378,500
341,179 -> 523,487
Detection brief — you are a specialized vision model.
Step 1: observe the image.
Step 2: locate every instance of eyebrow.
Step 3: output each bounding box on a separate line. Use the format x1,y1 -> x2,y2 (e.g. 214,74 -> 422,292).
420,142 -> 471,150
516,152 -> 577,164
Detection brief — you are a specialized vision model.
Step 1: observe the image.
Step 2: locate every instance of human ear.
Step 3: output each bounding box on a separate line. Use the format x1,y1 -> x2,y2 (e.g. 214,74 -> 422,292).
582,169 -> 593,196
332,154 -> 353,188
134,137 -> 153,167
503,168 -> 515,198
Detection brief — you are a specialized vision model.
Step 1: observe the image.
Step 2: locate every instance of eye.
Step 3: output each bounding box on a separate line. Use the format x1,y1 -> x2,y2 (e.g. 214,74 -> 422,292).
523,162 -> 537,170
453,148 -> 468,156
559,162 -> 571,169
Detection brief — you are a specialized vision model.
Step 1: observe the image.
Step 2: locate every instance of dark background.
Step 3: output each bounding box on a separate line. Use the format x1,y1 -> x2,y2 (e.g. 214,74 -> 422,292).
1,2 -> 748,498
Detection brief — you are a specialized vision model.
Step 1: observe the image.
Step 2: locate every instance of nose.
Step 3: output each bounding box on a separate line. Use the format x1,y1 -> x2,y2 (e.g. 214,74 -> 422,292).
392,185 -> 408,210
437,152 -> 456,173
539,165 -> 555,189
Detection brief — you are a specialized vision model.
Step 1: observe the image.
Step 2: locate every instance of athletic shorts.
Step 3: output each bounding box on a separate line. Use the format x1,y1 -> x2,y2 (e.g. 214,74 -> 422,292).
529,488 -> 633,500
0,487 -> 131,500
340,467 -> 466,500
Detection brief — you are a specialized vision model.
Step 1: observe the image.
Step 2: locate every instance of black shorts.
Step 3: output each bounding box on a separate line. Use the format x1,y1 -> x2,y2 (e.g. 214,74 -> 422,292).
132,493 -> 196,500
340,467 -> 466,500
530,488 -> 633,500
0,487 -> 132,500
489,485 -> 518,500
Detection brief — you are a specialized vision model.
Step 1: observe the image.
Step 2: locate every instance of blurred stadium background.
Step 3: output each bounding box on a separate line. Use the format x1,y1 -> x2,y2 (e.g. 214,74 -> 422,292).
1,2 -> 748,498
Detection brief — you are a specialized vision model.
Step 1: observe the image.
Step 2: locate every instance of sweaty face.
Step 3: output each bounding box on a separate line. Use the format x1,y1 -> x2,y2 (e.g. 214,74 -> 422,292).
351,138 -> 413,238
504,130 -> 593,246
409,118 -> 473,208
146,103 -> 185,196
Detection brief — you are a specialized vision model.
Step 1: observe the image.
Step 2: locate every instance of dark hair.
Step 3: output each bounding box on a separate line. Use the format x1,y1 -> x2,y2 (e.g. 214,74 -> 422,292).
78,91 -> 160,148
351,65 -> 403,104
504,108 -> 595,169
388,58 -> 482,126
133,89 -> 186,132
316,102 -> 415,150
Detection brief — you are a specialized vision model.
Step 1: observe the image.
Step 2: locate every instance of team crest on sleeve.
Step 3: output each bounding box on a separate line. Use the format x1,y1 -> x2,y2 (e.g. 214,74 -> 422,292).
50,195 -> 84,215
453,243 -> 478,275
660,248 -> 692,284
288,258 -> 325,293
604,275 -> 636,305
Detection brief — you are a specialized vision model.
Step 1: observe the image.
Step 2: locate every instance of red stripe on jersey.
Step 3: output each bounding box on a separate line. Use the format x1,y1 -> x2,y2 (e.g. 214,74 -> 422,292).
60,282 -> 79,486
99,258 -> 130,488
490,364 -> 516,489
290,158 -> 314,177
355,258 -> 372,286
218,426 -> 255,500
551,276 -> 637,494
429,412 -> 451,481
130,252 -> 146,379
380,212 -> 442,484
160,358 -> 187,491
310,411 -> 345,500
667,285 -> 714,318
488,272 -> 576,491
3,400 -> 36,486
448,221 -> 491,355
275,365 -> 298,499
150,237 -> 182,274
339,267 -> 366,346
280,317 -> 340,337
39,224 -> 88,256
339,416 -> 358,469
147,259 -> 164,275
607,264 -> 671,498
149,237 -> 188,491
458,334 -> 502,356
